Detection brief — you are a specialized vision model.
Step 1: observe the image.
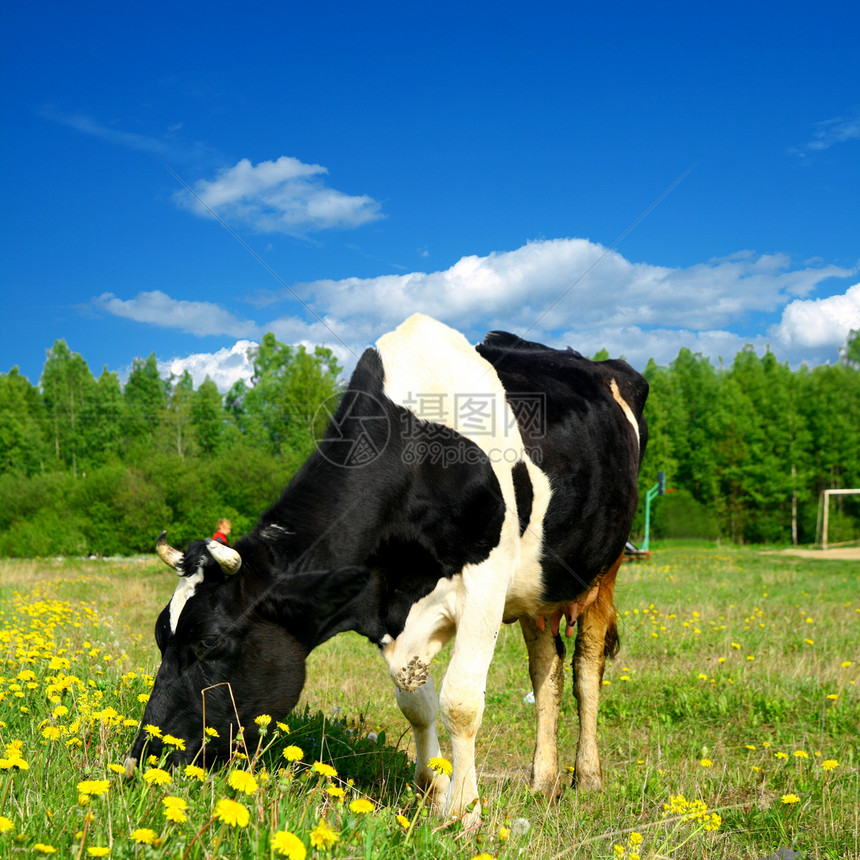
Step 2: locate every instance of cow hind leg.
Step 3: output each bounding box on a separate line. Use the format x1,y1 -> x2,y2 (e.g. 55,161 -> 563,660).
572,556 -> 621,791
519,615 -> 565,801
394,678 -> 449,814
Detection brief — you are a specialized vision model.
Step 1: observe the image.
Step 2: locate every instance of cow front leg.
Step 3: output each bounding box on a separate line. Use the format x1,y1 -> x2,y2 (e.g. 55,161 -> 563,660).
519,615 -> 565,800
394,678 -> 449,814
572,556 -> 621,791
437,590 -> 508,827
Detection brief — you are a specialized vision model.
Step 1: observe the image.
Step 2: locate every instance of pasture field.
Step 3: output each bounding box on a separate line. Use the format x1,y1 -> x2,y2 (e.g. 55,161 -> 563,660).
0,544 -> 856,859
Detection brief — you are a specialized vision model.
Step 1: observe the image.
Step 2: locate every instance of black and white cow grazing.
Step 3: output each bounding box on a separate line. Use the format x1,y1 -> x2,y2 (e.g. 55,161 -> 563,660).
126,314 -> 647,820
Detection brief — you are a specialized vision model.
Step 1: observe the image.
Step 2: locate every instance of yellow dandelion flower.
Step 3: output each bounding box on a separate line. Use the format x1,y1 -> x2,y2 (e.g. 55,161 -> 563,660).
700,758 -> 713,767
781,793 -> 800,804
162,795 -> 188,823
184,765 -> 206,781
704,812 -> 722,831
87,847 -> 110,857
255,714 -> 272,727
628,832 -> 643,845
33,844 -> 57,854
131,828 -> 158,844
214,797 -> 249,828
309,820 -> 339,849
108,764 -> 125,774
227,769 -> 258,795
793,750 -> 808,759
271,830 -> 306,859
499,825 -> 511,841
613,846 -> 626,857
350,798 -> 375,814
841,661 -> 852,668
283,745 -> 304,762
326,785 -> 345,799
745,744 -> 756,750
77,779 -> 110,796
775,752 -> 788,760
143,767 -> 171,786
826,694 -> 838,701
41,726 -> 62,741
427,756 -> 453,776
821,760 -> 839,770
397,814 -> 412,829
276,722 -> 290,733
204,726 -> 219,738
312,761 -> 338,779
470,854 -> 496,860
163,734 -> 186,750
0,816 -> 13,833
143,724 -> 162,738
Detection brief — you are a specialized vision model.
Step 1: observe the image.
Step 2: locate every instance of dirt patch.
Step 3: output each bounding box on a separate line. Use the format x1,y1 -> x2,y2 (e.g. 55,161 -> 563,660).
763,547 -> 860,561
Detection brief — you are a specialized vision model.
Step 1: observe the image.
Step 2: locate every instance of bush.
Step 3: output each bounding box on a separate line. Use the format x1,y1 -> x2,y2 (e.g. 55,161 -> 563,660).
652,489 -> 722,540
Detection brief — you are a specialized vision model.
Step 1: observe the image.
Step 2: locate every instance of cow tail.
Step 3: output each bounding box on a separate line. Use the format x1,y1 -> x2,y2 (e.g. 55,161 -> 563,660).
604,609 -> 620,660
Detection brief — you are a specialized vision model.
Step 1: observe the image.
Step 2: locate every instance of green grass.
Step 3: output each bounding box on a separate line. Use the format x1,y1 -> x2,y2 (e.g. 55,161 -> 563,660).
0,545 -> 857,858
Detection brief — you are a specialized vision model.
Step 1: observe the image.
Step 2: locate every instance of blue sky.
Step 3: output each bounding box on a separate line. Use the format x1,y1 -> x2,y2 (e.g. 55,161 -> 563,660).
2,0 -> 859,390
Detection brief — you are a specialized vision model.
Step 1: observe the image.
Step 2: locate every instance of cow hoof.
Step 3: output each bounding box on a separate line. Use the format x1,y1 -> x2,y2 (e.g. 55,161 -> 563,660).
530,774 -> 563,803
458,805 -> 483,832
417,772 -> 450,815
393,656 -> 430,691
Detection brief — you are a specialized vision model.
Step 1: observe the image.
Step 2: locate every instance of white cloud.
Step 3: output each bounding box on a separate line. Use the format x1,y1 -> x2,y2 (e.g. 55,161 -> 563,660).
96,238 -> 857,387
39,107 -> 171,155
175,156 -> 384,234
158,341 -> 257,391
94,291 -> 258,338
792,108 -> 860,156
298,239 -> 850,337
769,283 -> 860,350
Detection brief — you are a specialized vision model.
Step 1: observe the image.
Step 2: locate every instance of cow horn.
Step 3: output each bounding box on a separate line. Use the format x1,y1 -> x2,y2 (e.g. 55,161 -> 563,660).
207,540 -> 242,575
156,530 -> 184,572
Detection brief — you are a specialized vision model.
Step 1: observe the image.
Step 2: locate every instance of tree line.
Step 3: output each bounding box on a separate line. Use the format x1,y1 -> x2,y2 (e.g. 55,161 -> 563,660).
1,332 -> 858,557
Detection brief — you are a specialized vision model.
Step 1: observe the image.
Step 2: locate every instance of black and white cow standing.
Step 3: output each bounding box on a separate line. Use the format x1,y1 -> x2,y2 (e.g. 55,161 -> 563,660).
126,314 -> 648,821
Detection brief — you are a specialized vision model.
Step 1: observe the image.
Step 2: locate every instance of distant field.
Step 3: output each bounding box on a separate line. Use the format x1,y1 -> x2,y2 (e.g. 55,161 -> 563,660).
0,544 -> 856,859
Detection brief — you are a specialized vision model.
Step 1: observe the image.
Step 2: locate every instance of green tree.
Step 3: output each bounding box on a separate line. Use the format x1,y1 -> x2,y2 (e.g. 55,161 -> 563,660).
664,348 -> 723,508
88,367 -> 126,466
0,368 -> 47,475
40,340 -> 96,476
165,370 -> 196,458
839,329 -> 860,370
192,377 -> 225,456
243,334 -> 342,457
124,354 -> 167,451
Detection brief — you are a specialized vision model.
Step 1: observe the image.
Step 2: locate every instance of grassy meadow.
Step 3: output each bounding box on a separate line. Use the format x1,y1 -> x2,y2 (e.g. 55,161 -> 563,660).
0,544 -> 856,859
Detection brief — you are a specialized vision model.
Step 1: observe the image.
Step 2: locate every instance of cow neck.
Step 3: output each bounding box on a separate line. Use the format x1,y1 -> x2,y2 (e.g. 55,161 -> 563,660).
256,451 -> 391,575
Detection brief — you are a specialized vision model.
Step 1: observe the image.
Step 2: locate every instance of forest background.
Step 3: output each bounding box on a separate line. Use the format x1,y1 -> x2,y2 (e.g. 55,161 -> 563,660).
1,330 -> 859,558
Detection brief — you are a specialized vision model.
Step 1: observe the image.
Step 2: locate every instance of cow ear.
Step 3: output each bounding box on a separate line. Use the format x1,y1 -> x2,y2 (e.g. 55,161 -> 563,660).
268,566 -> 384,649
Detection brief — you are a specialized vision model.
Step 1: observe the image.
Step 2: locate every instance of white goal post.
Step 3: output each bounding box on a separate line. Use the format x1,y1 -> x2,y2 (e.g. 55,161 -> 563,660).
815,488 -> 860,549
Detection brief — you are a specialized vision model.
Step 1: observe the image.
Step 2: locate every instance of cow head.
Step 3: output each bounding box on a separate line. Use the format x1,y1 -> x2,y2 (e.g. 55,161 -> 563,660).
125,532 -> 382,775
